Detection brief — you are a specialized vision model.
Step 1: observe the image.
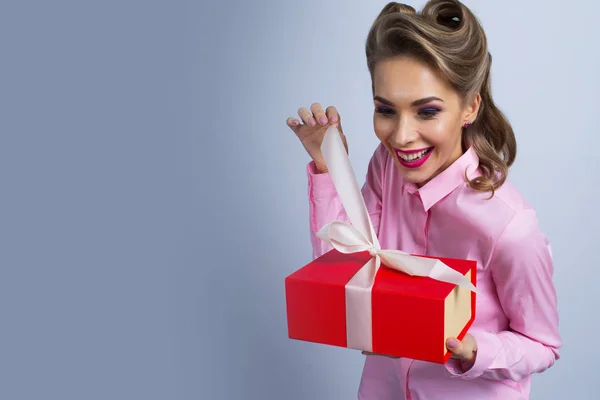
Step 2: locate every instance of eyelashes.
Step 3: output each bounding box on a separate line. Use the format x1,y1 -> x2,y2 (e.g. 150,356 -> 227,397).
375,106 -> 441,119
418,107 -> 441,118
375,106 -> 395,115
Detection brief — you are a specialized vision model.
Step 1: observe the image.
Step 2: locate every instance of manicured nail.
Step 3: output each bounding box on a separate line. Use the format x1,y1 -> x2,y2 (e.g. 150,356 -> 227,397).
292,120 -> 299,125
330,116 -> 337,122
319,116 -> 327,124
308,118 -> 316,126
447,338 -> 458,348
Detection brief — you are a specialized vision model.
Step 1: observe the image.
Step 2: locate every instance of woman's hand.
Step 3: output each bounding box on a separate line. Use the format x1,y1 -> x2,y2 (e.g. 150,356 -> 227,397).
286,103 -> 348,173
359,333 -> 478,363
446,333 -> 478,363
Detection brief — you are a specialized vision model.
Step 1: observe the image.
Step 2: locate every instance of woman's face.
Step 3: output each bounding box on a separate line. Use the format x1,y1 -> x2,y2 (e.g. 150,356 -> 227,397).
372,56 -> 480,187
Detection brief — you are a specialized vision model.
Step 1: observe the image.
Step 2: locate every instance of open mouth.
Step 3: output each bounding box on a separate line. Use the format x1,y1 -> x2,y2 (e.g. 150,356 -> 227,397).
394,146 -> 434,168
396,147 -> 433,162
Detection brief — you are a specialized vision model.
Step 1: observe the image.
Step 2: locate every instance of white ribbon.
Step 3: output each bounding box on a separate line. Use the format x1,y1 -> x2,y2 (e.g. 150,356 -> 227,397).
316,126 -> 477,351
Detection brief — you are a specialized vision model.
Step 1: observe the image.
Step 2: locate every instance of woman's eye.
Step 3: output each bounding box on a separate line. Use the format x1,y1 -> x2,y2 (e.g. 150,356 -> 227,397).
375,106 -> 395,116
418,108 -> 440,118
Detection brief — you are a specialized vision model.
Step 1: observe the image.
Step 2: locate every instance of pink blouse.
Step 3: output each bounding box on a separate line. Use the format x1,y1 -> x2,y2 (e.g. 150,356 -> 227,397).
306,143 -> 562,399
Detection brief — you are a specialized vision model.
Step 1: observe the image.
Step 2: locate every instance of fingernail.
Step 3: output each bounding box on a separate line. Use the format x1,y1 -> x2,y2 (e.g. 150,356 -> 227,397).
448,339 -> 458,348
308,118 -> 316,126
319,116 -> 327,124
330,116 -> 337,122
292,120 -> 299,125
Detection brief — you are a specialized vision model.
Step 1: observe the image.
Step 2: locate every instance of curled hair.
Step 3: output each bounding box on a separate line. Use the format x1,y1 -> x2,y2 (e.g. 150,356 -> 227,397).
366,0 -> 516,195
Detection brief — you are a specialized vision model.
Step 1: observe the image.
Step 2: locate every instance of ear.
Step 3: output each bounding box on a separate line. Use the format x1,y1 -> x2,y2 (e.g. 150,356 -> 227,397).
463,93 -> 481,123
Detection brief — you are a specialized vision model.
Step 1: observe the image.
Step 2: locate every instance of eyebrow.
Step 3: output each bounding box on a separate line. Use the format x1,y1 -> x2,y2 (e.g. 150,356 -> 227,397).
373,95 -> 444,107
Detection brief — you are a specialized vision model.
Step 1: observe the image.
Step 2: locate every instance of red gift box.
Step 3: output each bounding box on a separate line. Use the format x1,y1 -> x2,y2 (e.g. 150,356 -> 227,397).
285,126 -> 478,364
285,248 -> 476,364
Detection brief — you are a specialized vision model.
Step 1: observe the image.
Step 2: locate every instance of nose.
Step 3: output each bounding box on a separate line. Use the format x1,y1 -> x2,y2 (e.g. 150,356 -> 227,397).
392,115 -> 417,147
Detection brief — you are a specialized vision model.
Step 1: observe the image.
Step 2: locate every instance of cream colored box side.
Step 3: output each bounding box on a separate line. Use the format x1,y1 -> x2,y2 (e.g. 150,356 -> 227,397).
443,271 -> 472,355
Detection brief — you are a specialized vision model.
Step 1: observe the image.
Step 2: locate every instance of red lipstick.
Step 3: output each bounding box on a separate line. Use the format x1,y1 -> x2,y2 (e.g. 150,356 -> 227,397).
394,146 -> 434,168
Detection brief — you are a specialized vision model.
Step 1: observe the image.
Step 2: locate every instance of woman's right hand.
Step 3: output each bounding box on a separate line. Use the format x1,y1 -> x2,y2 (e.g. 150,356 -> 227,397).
286,103 -> 348,173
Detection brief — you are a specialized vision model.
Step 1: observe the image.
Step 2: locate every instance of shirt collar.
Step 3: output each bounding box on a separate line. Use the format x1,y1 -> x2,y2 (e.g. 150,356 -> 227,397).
402,147 -> 480,212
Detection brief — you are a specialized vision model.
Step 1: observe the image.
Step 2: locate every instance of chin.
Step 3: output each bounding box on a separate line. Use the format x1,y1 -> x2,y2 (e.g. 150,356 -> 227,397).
398,168 -> 435,187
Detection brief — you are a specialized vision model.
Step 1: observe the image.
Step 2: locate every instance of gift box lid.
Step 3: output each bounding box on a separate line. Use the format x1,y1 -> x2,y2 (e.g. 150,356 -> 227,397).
287,250 -> 476,300
286,249 -> 370,285
374,254 -> 475,299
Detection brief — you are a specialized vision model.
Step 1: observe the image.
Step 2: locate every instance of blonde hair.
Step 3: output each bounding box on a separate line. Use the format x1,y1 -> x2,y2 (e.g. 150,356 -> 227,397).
365,0 -> 516,195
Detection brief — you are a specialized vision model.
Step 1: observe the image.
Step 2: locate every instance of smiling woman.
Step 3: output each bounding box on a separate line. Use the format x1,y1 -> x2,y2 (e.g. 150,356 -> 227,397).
285,1 -> 561,399
365,1 -> 514,193
371,56 -> 480,186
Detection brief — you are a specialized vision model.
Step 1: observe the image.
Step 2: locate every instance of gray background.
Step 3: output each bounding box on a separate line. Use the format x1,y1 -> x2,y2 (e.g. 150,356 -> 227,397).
1,0 -> 597,399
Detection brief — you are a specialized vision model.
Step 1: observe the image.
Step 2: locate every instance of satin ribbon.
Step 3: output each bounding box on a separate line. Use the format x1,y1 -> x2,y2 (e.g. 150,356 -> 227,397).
316,126 -> 478,351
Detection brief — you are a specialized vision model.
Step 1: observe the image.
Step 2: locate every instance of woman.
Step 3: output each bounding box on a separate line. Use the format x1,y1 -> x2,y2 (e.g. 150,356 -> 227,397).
285,1 -> 561,399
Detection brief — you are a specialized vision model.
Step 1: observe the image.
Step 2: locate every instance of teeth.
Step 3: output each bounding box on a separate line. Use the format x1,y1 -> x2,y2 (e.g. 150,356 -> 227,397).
398,148 -> 430,161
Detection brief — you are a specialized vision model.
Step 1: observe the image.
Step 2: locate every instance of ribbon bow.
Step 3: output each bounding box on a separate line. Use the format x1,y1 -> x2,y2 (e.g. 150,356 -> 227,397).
315,126 -> 477,351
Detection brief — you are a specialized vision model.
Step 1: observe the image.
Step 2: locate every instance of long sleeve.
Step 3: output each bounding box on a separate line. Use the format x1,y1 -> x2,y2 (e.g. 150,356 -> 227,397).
307,144 -> 386,260
448,208 -> 562,381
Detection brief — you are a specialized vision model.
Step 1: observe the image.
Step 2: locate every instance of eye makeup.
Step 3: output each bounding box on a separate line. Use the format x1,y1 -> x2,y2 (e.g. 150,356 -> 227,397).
417,107 -> 441,118
374,105 -> 442,118
375,106 -> 395,115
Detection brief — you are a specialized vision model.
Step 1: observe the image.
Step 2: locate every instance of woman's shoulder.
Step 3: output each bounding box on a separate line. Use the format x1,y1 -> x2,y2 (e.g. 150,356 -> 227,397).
489,179 -> 536,217
460,178 -> 543,239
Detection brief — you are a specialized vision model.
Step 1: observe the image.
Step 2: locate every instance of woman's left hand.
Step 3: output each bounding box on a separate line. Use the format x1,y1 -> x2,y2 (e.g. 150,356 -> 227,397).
446,333 -> 478,363
360,333 -> 478,362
